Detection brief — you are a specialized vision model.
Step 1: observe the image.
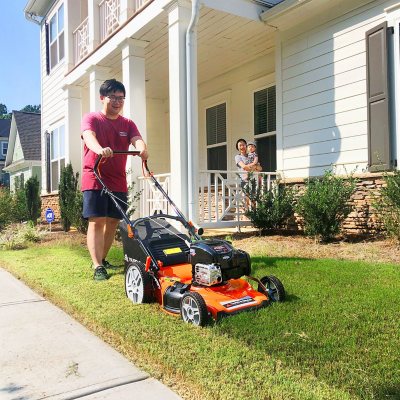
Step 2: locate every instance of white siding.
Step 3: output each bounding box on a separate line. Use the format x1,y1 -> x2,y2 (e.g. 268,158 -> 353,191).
279,1 -> 392,178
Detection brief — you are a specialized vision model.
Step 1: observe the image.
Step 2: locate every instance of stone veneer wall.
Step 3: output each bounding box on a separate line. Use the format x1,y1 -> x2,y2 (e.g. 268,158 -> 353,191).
284,172 -> 385,235
41,194 -> 61,223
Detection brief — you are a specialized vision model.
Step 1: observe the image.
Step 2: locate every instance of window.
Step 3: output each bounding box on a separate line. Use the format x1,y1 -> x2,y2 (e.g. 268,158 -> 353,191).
48,3 -> 64,71
206,103 -> 227,173
1,142 -> 7,157
49,125 -> 65,191
254,86 -> 276,171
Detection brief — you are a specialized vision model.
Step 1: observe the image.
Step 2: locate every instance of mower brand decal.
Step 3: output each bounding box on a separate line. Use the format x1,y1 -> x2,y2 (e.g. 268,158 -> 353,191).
190,249 -> 196,256
220,296 -> 257,310
163,247 -> 182,255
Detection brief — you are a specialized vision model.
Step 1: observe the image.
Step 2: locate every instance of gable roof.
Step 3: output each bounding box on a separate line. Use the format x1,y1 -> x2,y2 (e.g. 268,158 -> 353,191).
0,119 -> 11,138
13,111 -> 41,160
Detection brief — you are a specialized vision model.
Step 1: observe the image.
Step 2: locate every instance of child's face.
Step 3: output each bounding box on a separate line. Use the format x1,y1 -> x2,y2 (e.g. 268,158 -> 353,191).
247,144 -> 256,153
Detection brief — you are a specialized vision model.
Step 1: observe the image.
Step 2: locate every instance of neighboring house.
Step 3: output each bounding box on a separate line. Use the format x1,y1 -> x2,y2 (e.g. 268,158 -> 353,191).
23,0 -> 400,229
0,119 -> 11,187
4,111 -> 41,192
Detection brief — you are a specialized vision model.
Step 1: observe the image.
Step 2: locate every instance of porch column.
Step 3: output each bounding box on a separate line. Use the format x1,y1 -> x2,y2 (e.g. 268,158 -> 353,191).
88,66 -> 111,112
165,0 -> 191,218
63,84 -> 82,173
88,0 -> 100,51
120,0 -> 135,21
275,31 -> 284,173
120,38 -> 148,210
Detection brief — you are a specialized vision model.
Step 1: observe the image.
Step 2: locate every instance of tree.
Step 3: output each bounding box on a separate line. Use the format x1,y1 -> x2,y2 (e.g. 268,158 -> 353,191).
21,105 -> 41,113
0,103 -> 11,120
25,176 -> 41,225
59,163 -> 79,231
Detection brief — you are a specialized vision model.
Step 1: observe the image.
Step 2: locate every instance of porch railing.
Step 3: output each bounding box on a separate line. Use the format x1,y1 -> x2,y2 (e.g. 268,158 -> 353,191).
198,170 -> 277,228
137,170 -> 278,229
99,0 -> 121,42
73,17 -> 89,64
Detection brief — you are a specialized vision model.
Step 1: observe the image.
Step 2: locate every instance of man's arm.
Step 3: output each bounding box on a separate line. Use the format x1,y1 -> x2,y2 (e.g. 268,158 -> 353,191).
82,130 -> 113,157
131,137 -> 149,160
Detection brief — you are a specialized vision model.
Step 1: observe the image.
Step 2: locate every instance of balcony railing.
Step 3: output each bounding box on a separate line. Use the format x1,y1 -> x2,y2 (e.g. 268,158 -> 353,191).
99,0 -> 121,42
137,170 -> 278,229
73,17 -> 89,64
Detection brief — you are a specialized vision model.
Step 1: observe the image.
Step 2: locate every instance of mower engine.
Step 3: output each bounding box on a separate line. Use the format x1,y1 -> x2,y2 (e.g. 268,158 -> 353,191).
190,239 -> 251,286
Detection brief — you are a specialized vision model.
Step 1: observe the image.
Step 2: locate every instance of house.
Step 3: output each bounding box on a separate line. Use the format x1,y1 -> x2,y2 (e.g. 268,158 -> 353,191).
3,111 -> 42,192
0,119 -> 11,187
23,0 -> 400,229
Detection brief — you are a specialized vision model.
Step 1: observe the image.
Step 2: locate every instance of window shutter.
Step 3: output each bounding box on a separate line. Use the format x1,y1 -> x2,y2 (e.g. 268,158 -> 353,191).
254,86 -> 276,135
45,22 -> 50,75
45,132 -> 51,193
206,103 -> 226,145
366,22 -> 391,171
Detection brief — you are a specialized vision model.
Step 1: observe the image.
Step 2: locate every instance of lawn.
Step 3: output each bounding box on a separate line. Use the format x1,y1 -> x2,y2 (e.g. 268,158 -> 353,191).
1,232 -> 399,400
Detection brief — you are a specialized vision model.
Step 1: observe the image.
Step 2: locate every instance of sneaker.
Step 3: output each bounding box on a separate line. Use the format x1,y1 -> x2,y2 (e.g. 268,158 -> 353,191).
102,259 -> 117,269
93,266 -> 109,281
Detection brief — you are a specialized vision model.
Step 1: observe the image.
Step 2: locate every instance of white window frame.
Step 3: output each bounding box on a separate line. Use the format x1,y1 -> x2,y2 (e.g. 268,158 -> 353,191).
1,142 -> 7,157
49,124 -> 65,192
49,3 -> 65,71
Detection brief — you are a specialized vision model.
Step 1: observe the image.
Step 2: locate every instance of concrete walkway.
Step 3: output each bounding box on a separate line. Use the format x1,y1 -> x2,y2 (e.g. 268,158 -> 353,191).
0,268 -> 182,400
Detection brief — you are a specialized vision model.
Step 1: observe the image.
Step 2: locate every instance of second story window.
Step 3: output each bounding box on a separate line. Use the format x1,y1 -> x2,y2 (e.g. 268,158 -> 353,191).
48,3 -> 65,71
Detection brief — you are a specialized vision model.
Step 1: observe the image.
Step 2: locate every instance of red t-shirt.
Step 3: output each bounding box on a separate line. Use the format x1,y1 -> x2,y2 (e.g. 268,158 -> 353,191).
81,112 -> 142,192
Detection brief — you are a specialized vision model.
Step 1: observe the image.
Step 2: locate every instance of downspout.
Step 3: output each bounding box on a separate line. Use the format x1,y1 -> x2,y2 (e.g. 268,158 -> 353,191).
186,0 -> 201,223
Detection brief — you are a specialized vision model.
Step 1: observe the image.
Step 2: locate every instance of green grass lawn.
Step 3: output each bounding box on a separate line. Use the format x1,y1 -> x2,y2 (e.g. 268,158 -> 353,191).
1,239 -> 399,400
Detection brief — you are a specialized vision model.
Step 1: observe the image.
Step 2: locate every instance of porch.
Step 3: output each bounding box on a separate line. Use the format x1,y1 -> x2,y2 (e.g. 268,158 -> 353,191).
138,170 -> 278,229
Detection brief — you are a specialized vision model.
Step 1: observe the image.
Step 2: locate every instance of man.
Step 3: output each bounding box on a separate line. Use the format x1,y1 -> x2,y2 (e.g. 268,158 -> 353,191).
81,79 -> 148,281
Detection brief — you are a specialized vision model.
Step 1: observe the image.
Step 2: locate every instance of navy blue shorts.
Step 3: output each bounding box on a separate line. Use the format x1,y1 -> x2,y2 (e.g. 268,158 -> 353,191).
82,190 -> 128,220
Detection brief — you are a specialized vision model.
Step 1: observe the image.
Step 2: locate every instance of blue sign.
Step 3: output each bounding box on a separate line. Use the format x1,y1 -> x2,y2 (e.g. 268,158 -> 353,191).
45,208 -> 55,223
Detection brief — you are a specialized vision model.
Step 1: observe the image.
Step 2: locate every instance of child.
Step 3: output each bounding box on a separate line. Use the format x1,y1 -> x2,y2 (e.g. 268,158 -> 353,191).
246,141 -> 262,172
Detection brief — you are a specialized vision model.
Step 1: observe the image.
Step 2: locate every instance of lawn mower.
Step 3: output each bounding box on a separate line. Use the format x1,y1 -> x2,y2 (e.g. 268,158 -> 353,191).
94,151 -> 285,326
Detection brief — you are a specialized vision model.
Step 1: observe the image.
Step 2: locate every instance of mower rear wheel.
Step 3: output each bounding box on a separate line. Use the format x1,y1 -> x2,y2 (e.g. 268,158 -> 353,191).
258,275 -> 286,302
180,292 -> 208,326
125,261 -> 153,304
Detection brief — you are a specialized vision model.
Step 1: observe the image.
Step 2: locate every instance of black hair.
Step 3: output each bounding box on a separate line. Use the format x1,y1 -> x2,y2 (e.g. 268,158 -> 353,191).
99,79 -> 126,96
235,138 -> 247,151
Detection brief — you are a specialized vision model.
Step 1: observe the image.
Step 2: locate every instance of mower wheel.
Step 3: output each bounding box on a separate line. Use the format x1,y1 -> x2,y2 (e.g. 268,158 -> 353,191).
125,261 -> 153,304
180,292 -> 208,327
258,275 -> 286,302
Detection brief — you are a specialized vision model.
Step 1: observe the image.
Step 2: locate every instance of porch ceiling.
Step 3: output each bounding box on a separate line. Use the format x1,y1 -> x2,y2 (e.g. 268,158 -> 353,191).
80,6 -> 274,99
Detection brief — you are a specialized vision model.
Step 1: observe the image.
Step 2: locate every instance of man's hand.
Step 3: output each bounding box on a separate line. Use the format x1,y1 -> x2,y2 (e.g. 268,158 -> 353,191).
100,147 -> 113,157
139,149 -> 149,160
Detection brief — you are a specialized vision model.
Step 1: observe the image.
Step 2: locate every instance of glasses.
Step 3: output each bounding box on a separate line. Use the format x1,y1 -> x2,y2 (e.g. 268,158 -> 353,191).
106,95 -> 125,103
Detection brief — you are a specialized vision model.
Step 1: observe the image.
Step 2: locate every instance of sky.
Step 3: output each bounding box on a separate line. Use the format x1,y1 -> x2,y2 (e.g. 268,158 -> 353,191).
0,0 -> 41,113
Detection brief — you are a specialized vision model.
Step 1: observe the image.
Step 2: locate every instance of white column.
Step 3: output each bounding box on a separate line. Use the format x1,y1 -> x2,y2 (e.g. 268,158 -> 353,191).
88,66 -> 111,112
88,0 -> 100,51
64,0 -> 81,72
121,38 -> 148,214
166,0 -> 191,218
63,84 -> 82,175
275,31 -> 284,174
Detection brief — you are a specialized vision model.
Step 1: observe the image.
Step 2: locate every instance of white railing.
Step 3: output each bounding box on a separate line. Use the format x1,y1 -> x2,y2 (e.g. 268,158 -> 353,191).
137,170 -> 278,229
73,17 -> 89,64
198,170 -> 277,228
99,0 -> 121,42
138,173 -> 171,217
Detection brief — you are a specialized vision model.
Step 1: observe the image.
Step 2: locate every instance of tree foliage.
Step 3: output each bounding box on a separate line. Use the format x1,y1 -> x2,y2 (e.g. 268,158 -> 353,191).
25,176 -> 41,225
59,163 -> 79,232
0,103 -> 11,119
21,104 -> 41,113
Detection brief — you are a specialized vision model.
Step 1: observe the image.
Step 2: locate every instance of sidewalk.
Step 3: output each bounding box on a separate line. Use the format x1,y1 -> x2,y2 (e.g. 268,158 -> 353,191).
0,268 -> 182,400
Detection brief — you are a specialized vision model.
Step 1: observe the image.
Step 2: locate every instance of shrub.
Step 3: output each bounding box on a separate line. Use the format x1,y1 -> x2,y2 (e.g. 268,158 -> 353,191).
243,176 -> 296,233
12,179 -> 28,222
0,187 -> 13,230
25,176 -> 41,225
296,170 -> 356,242
59,163 -> 79,232
373,170 -> 400,241
0,222 -> 44,250
71,190 -> 88,234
